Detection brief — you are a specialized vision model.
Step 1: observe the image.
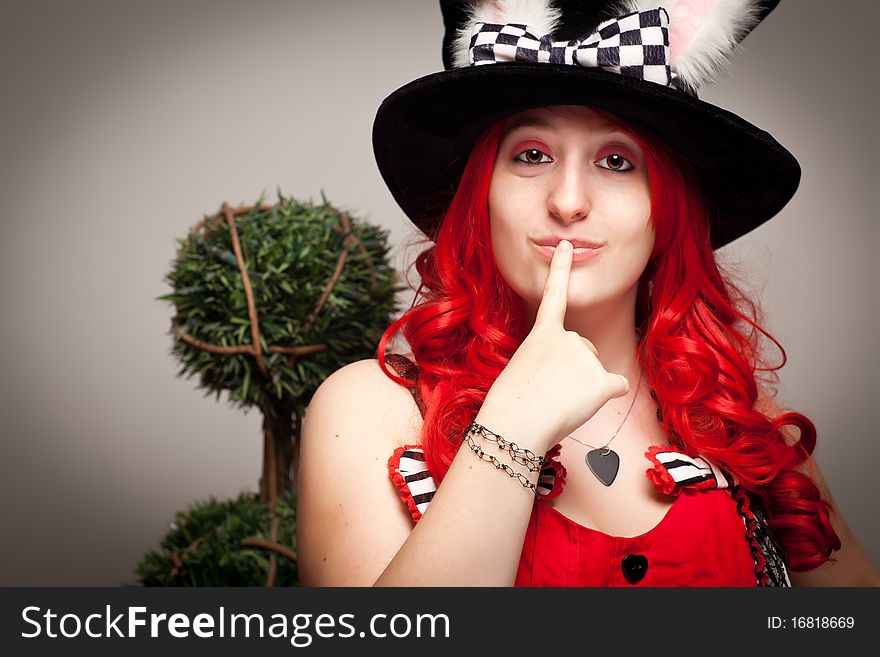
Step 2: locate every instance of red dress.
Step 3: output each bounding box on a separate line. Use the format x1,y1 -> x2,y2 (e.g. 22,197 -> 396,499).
516,489 -> 756,586
383,353 -> 790,587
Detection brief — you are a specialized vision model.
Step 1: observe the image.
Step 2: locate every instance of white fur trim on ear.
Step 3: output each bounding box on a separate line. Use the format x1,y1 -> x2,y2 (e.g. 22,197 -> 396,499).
451,0 -> 563,69
616,0 -> 763,89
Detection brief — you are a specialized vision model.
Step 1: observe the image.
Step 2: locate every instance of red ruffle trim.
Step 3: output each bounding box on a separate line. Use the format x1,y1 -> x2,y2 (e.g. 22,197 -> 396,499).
644,444 -> 681,496
539,443 -> 568,500
387,444 -> 425,524
732,486 -> 770,586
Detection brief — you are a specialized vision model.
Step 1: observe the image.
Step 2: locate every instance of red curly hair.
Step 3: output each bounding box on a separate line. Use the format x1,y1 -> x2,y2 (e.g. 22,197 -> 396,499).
377,111 -> 840,572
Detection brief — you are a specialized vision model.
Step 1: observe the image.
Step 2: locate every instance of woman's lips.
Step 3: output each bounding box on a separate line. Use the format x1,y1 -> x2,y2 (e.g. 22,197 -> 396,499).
533,242 -> 603,262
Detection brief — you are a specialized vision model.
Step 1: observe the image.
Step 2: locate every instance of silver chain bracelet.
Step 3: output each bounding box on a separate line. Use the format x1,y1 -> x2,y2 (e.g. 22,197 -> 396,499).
463,422 -> 544,498
465,422 -> 546,471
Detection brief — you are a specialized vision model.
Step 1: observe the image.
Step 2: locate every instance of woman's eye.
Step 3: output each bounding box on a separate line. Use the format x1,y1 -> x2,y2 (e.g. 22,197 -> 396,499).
595,153 -> 634,172
514,148 -> 553,165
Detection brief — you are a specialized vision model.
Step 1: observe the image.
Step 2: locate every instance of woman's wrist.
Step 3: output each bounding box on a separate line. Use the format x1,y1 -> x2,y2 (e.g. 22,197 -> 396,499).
472,405 -> 556,456
462,420 -> 545,498
465,421 -> 545,472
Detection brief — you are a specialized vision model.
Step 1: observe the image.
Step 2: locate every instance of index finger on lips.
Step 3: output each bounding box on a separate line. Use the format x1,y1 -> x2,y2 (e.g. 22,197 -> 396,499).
535,239 -> 572,326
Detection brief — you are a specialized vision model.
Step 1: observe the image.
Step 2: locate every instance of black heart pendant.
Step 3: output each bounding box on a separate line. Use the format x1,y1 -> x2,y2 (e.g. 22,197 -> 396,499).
585,449 -> 620,486
622,554 -> 649,584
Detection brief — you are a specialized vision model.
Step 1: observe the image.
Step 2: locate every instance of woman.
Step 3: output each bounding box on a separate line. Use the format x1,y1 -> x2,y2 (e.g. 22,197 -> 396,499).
296,0 -> 880,586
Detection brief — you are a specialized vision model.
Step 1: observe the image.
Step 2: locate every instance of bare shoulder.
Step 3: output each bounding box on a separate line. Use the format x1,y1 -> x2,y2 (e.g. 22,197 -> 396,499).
308,355 -> 423,449
296,354 -> 424,586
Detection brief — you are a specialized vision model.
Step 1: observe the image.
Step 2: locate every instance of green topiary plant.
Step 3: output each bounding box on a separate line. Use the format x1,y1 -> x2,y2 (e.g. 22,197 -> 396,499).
139,190 -> 404,585
136,492 -> 298,586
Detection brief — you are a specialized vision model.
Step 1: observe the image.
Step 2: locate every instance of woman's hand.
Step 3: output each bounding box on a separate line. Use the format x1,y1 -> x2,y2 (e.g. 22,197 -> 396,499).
477,240 -> 631,454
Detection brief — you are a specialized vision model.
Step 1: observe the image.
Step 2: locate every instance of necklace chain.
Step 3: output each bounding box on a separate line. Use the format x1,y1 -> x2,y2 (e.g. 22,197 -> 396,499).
564,370 -> 643,453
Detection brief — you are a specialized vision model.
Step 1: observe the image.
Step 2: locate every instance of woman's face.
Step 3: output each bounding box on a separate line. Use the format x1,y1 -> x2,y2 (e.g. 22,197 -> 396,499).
488,105 -> 654,320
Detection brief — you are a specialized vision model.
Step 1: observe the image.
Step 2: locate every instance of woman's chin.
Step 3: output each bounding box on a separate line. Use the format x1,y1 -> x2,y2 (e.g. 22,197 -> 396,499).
562,294 -> 605,310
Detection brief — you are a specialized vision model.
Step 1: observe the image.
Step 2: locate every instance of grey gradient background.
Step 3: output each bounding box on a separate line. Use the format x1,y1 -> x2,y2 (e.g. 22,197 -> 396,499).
0,0 -> 876,586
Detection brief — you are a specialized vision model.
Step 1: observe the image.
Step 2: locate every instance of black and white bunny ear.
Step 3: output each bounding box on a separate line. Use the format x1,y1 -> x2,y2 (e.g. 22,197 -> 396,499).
449,0 -> 563,68
618,0 -> 770,90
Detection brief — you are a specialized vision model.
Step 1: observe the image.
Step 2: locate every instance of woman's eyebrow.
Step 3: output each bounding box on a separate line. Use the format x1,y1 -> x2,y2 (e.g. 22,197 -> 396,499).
500,116 -> 632,141
500,117 -> 554,139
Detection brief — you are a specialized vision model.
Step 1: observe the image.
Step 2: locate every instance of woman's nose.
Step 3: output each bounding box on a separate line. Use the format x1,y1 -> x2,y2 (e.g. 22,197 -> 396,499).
547,163 -> 591,225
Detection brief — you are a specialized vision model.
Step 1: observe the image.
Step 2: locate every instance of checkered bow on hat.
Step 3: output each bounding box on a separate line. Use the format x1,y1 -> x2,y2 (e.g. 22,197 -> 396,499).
469,7 -> 676,88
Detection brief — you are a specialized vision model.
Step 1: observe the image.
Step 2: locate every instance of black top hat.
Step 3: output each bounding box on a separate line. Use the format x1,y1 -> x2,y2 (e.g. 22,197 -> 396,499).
372,0 -> 799,249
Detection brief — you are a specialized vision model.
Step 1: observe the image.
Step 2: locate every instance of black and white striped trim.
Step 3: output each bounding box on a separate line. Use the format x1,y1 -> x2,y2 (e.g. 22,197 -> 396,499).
652,449 -> 736,489
537,461 -> 558,498
394,448 -> 437,517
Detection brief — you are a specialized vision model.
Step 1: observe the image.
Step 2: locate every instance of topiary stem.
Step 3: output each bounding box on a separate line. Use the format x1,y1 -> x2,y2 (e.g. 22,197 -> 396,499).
260,399 -> 295,504
240,538 -> 297,564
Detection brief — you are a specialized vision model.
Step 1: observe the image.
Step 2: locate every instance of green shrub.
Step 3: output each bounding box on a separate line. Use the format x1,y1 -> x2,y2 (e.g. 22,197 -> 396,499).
135,491 -> 298,587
